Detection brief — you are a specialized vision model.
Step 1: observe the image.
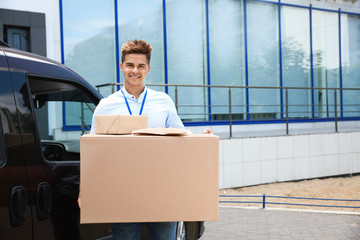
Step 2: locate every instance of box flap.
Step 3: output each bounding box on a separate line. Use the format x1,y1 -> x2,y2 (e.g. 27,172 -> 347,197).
132,127 -> 190,136
95,115 -> 148,134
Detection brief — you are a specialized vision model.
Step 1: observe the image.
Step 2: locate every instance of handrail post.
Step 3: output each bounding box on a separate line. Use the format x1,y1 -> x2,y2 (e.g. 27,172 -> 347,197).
229,87 -> 232,138
334,90 -> 338,132
175,86 -> 179,113
262,194 -> 266,209
81,102 -> 85,135
286,89 -> 289,135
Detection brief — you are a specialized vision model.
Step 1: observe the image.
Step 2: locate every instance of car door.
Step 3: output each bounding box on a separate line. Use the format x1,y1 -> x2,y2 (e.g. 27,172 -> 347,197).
2,45 -> 112,239
20,74 -> 111,240
0,49 -> 33,239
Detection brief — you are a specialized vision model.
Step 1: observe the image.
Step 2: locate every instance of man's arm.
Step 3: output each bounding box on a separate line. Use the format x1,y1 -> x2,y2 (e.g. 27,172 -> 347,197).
165,95 -> 185,129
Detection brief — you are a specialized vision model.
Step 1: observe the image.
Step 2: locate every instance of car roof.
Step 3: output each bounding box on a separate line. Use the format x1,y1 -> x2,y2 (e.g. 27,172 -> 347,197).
0,45 -> 102,102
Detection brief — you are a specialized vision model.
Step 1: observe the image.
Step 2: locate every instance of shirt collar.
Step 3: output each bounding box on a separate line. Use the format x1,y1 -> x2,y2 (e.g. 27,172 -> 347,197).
121,85 -> 147,100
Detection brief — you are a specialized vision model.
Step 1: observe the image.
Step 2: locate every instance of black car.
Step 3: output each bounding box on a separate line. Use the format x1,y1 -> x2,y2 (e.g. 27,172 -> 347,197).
0,41 -> 204,240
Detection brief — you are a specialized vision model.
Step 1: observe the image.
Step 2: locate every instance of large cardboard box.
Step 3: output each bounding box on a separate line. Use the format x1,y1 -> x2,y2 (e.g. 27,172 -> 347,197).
80,133 -> 219,223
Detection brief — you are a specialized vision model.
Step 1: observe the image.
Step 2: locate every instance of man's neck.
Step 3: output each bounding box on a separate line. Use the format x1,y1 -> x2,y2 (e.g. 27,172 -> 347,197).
124,84 -> 145,99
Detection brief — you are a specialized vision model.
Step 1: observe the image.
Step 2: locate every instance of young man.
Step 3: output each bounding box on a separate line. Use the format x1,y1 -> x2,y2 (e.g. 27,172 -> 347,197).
90,39 -> 184,132
89,40 -> 183,240
81,39 -> 212,239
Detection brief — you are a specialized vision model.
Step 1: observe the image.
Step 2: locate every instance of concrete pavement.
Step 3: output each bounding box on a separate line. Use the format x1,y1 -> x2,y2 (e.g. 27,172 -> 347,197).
201,207 -> 360,240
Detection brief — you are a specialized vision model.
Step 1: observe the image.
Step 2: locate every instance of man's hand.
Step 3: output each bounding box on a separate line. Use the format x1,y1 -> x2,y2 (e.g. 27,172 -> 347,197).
78,185 -> 81,209
203,128 -> 213,134
77,194 -> 81,209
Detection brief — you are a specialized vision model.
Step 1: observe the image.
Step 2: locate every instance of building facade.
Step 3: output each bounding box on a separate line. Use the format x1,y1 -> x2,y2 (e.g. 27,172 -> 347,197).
1,0 -> 360,131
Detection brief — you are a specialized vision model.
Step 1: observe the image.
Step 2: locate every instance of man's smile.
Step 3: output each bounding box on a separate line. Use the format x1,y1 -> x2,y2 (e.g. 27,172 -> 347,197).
129,74 -> 141,79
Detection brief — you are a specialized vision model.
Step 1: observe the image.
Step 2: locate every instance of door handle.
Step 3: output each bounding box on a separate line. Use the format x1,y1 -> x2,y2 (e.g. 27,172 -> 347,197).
10,186 -> 27,227
36,182 -> 52,221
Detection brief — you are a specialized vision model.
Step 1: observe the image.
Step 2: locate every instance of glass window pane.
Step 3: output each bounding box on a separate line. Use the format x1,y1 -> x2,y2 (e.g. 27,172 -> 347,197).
117,0 -> 164,92
166,0 -> 207,122
341,14 -> 360,117
62,0 -> 117,97
247,1 -> 280,119
281,6 -> 311,118
209,0 -> 246,121
12,33 -> 21,49
64,102 -> 95,129
312,10 -> 340,118
29,77 -> 97,162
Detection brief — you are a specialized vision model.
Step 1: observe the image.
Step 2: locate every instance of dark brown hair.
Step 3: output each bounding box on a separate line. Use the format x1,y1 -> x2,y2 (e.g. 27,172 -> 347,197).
121,39 -> 152,64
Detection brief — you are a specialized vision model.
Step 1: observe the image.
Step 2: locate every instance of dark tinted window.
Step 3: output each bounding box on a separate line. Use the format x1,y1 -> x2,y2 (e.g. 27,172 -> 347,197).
0,68 -> 22,166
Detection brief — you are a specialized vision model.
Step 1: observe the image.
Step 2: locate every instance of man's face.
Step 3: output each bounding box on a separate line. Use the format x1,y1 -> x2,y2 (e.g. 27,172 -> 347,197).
120,53 -> 150,89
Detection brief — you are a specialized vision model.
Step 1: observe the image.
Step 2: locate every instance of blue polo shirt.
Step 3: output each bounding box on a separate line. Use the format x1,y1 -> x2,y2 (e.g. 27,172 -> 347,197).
90,86 -> 184,133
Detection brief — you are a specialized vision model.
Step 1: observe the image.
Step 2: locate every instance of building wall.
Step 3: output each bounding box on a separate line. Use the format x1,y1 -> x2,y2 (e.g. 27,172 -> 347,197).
219,131 -> 360,189
0,0 -> 61,61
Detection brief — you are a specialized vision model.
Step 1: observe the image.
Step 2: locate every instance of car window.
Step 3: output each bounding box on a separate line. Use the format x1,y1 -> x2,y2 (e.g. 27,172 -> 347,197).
27,76 -> 97,162
0,68 -> 24,167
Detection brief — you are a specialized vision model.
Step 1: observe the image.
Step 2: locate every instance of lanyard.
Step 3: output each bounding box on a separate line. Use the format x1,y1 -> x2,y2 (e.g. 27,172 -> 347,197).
121,89 -> 147,115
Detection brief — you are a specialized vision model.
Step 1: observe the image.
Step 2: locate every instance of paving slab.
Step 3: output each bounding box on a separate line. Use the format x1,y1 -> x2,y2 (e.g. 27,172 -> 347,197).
201,207 -> 360,240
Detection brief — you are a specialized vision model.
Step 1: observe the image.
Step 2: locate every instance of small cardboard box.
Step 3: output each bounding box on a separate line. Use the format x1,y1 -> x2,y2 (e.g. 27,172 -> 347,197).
80,131 -> 219,223
95,115 -> 148,134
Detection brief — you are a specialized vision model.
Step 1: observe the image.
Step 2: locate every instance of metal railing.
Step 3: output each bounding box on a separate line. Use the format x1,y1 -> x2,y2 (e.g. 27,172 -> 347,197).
96,83 -> 360,137
80,102 -> 95,135
219,194 -> 360,210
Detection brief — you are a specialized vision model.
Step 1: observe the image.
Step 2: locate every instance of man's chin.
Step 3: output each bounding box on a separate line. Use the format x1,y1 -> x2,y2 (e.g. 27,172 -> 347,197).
125,81 -> 145,87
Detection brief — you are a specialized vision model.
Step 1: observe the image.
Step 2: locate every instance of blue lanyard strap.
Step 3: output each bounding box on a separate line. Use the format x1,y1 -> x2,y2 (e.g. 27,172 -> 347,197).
121,89 -> 148,115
